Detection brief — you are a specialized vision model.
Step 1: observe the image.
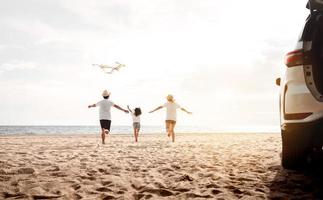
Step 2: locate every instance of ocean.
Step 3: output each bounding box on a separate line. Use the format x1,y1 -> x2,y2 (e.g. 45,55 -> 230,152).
0,125 -> 279,135
0,125 -> 214,135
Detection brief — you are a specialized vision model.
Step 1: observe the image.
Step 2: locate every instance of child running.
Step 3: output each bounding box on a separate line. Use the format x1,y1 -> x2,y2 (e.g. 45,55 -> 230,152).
127,105 -> 142,142
88,90 -> 129,144
149,94 -> 192,142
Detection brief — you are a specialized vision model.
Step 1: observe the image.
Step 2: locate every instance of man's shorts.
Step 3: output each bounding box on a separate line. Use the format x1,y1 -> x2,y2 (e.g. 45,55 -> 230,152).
165,120 -> 176,129
133,122 -> 141,130
100,120 -> 111,131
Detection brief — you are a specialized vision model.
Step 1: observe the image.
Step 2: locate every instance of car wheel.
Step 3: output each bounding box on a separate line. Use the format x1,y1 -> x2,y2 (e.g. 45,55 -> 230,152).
281,129 -> 309,169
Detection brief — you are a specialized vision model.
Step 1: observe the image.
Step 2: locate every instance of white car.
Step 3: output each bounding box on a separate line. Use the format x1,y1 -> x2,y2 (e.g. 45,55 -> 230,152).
277,0 -> 323,169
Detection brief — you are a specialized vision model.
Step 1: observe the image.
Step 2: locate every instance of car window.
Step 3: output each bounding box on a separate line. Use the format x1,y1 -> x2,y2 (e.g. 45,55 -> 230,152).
299,14 -> 315,42
312,14 -> 323,55
310,12 -> 323,93
298,23 -> 306,42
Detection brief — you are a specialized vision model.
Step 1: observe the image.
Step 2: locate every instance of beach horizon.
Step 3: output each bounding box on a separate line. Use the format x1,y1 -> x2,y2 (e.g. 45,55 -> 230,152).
0,125 -> 280,136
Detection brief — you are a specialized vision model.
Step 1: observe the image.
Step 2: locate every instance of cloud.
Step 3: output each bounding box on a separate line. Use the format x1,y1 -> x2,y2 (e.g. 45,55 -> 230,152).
181,36 -> 287,95
0,61 -> 36,71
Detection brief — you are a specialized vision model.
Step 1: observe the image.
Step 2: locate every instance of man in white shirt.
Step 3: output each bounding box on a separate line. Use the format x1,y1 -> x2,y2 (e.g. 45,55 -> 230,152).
88,90 -> 129,144
149,94 -> 192,142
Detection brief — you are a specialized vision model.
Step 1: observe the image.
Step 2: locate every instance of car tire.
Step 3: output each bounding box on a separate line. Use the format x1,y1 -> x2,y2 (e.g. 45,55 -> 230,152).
281,129 -> 309,169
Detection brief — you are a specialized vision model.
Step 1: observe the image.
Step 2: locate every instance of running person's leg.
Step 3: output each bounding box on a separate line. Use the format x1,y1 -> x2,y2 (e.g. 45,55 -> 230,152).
169,121 -> 176,142
133,128 -> 137,142
135,129 -> 139,142
165,121 -> 171,137
133,123 -> 137,142
101,128 -> 105,144
136,123 -> 140,142
100,120 -> 111,144
133,123 -> 140,142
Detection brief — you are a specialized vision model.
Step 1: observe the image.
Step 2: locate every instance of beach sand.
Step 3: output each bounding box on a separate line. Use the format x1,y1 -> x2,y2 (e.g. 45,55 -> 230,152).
0,133 -> 322,199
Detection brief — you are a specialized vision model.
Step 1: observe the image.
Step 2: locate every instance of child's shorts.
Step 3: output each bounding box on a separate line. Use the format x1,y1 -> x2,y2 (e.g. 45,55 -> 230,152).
133,122 -> 140,130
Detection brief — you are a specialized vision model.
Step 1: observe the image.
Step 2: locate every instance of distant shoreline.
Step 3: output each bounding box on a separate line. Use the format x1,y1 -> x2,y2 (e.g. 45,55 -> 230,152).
0,125 -> 280,136
0,132 -> 280,138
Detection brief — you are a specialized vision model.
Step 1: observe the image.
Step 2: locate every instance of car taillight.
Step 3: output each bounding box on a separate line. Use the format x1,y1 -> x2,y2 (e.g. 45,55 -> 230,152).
285,49 -> 304,67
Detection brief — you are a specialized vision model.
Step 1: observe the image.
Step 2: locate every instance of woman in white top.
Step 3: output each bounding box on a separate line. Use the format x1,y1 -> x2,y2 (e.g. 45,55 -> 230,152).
127,105 -> 142,142
149,95 -> 192,142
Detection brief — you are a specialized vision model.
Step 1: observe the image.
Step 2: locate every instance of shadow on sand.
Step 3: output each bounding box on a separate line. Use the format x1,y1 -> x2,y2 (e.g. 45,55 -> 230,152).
268,161 -> 323,199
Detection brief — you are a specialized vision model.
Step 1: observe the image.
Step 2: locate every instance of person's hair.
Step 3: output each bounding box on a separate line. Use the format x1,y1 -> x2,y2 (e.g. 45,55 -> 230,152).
103,96 -> 110,99
134,108 -> 142,117
167,94 -> 174,102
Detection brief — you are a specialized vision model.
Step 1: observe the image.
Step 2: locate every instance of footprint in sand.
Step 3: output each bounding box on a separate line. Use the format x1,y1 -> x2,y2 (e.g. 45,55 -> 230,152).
255,188 -> 267,194
153,182 -> 166,189
17,168 -> 35,174
176,174 -> 194,182
170,164 -> 181,170
101,180 -> 113,186
35,156 -> 45,160
98,168 -> 110,175
131,181 -> 144,190
15,152 -> 27,155
205,183 -> 220,189
116,190 -> 125,194
2,192 -> 26,199
32,195 -> 63,199
78,175 -> 96,181
173,188 -> 190,193
225,185 -> 244,196
133,193 -> 145,200
185,193 -> 213,199
140,187 -> 174,197
50,172 -> 67,177
211,189 -> 222,195
46,166 -> 60,172
71,183 -> 81,190
157,168 -> 173,175
96,187 -> 112,192
102,195 -> 116,200
80,158 -> 88,162
144,194 -> 153,199
74,193 -> 83,199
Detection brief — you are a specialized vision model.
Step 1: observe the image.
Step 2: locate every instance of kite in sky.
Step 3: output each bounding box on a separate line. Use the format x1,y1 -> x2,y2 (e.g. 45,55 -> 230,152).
92,62 -> 126,74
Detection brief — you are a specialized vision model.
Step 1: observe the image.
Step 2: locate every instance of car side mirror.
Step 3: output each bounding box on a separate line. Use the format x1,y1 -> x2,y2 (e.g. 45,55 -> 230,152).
276,78 -> 281,86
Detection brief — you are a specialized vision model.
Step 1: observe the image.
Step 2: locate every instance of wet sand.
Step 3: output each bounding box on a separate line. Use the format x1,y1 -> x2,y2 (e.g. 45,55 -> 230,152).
0,133 -> 322,199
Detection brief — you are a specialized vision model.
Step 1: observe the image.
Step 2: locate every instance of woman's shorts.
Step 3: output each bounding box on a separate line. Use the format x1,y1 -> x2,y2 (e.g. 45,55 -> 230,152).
165,120 -> 176,129
100,120 -> 111,130
133,122 -> 141,130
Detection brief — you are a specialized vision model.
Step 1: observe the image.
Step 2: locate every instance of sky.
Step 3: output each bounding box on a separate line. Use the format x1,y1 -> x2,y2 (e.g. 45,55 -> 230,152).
0,0 -> 309,131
